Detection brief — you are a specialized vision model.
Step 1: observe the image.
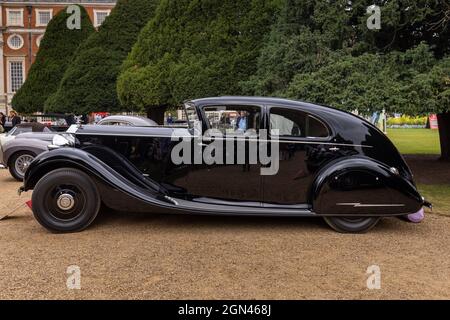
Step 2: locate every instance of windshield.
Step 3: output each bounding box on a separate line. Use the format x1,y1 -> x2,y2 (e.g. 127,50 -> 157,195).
6,127 -> 17,136
184,103 -> 200,129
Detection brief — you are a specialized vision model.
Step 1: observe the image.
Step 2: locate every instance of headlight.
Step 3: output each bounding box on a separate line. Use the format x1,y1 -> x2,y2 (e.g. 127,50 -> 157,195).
49,134 -> 75,149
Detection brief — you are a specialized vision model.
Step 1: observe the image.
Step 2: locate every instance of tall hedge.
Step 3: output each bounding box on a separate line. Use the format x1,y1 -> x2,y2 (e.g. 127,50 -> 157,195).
117,0 -> 281,122
45,0 -> 160,115
11,5 -> 94,114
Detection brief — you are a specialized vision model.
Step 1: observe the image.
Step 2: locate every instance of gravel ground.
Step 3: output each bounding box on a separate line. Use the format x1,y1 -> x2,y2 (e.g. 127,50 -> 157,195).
0,167 -> 450,300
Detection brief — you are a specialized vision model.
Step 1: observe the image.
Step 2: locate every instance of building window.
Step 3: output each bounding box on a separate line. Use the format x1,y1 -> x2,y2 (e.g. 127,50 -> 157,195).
36,9 -> 53,27
94,10 -> 111,27
9,60 -> 25,93
7,34 -> 24,50
7,9 -> 24,26
36,34 -> 44,47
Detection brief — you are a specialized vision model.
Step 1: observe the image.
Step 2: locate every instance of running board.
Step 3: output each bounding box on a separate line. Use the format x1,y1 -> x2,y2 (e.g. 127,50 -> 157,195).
171,198 -> 315,217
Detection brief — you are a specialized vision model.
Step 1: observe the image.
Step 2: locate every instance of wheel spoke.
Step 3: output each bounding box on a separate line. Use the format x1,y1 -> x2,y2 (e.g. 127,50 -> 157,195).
15,154 -> 34,176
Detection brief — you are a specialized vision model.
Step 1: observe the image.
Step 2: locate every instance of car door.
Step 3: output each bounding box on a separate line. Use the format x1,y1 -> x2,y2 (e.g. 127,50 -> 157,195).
185,104 -> 263,203
262,105 -> 335,206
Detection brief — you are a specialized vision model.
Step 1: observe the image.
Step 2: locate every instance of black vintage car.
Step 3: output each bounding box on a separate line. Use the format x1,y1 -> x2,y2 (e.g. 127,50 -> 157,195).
20,97 -> 430,233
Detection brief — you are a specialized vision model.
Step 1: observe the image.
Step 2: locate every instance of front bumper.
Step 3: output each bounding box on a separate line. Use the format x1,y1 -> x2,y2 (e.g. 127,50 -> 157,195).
0,145 -> 4,166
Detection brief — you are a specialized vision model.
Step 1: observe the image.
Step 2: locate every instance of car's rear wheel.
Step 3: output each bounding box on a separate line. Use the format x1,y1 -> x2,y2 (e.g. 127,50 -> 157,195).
31,168 -> 101,233
324,216 -> 380,233
9,151 -> 35,181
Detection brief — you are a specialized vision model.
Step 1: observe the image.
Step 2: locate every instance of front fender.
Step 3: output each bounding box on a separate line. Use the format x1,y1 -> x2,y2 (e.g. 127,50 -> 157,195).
310,156 -> 424,216
23,147 -> 166,195
3,138 -> 49,166
22,147 -> 180,214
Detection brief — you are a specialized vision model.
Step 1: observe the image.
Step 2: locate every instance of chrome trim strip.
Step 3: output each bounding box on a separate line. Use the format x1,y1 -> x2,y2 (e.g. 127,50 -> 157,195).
74,132 -> 373,148
337,203 -> 405,207
165,196 -> 179,206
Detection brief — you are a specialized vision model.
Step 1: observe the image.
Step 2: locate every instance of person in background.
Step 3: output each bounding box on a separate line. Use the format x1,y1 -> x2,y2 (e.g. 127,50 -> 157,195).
0,112 -> 6,127
166,113 -> 173,125
65,114 -> 76,126
9,111 -> 21,127
236,111 -> 248,131
0,112 -> 5,133
80,114 -> 89,124
94,113 -> 102,124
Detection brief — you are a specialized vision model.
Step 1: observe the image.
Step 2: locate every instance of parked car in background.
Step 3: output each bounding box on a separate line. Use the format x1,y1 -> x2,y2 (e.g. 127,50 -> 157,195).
36,114 -> 73,132
20,97 -> 431,233
0,123 -> 54,149
1,115 -> 157,181
1,114 -> 73,133
1,133 -> 55,180
97,115 -> 158,127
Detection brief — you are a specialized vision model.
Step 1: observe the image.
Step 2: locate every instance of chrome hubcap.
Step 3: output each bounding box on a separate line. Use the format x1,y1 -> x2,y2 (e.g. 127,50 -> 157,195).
56,194 -> 75,211
15,154 -> 34,176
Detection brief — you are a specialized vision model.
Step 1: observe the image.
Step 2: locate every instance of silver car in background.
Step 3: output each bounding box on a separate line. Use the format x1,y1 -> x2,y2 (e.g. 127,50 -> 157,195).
1,133 -> 55,180
0,116 -> 158,180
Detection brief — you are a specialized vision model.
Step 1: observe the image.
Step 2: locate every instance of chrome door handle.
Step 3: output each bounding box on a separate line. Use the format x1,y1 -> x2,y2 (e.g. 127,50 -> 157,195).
329,147 -> 340,152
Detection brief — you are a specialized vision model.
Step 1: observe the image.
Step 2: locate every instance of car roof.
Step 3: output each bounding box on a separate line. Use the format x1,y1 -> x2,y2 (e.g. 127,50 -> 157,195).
190,96 -> 337,112
98,115 -> 158,126
191,95 -> 373,117
189,96 -> 380,135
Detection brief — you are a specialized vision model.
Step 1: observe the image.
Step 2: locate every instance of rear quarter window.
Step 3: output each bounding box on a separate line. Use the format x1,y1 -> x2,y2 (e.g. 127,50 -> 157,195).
307,115 -> 329,138
269,107 -> 329,138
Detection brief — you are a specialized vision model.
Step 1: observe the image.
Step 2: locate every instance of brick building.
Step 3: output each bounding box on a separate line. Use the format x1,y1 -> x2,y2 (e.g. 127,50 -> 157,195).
0,0 -> 116,114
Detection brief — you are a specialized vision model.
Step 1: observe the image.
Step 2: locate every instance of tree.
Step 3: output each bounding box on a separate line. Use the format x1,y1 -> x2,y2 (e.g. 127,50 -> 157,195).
117,0 -> 281,123
355,0 -> 450,57
11,5 -> 94,114
409,56 -> 450,159
249,0 -> 449,159
240,0 -> 376,96
45,0 -> 160,115
286,43 -> 450,159
243,0 -> 449,97
286,51 -> 396,114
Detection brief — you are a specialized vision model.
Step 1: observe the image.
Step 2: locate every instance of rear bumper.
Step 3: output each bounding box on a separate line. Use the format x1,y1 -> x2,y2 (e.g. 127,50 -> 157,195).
423,199 -> 433,210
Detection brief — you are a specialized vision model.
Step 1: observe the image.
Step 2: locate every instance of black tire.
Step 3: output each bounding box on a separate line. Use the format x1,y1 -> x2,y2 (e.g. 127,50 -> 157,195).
324,216 -> 380,233
31,168 -> 101,233
8,151 -> 35,181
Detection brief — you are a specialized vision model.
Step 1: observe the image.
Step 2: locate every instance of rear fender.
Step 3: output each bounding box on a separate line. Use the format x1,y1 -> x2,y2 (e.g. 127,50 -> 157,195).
309,157 -> 424,216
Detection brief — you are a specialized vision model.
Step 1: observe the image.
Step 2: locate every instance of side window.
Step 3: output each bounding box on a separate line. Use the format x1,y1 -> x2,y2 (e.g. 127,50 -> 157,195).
184,103 -> 200,129
269,107 -> 329,138
203,105 -> 261,136
113,121 -> 132,126
307,115 -> 329,138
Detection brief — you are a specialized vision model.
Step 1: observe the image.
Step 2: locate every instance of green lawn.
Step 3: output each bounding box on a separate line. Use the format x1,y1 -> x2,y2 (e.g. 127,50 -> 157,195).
386,129 -> 449,216
418,184 -> 450,216
386,128 -> 441,155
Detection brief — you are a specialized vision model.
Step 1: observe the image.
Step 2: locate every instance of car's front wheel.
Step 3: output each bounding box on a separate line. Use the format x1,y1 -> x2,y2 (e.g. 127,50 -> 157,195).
324,216 -> 380,233
31,168 -> 101,233
9,151 -> 35,181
